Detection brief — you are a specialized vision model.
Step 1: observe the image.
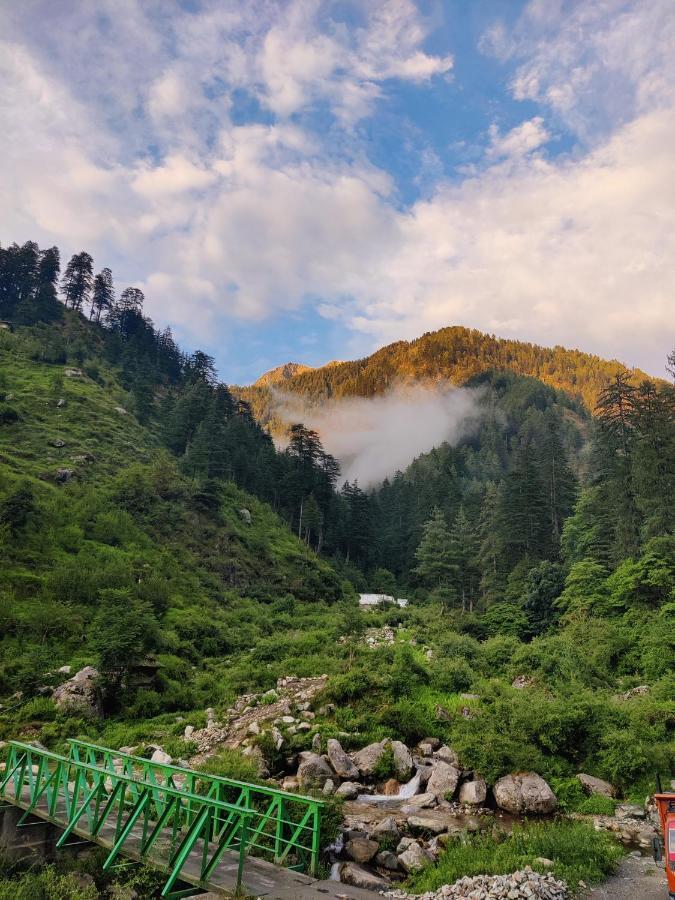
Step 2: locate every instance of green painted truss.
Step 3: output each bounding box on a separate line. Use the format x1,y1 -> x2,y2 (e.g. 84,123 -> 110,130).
0,739 -> 324,897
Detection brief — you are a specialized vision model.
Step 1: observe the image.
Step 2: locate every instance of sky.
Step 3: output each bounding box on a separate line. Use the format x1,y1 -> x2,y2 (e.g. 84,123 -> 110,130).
1,0 -> 674,383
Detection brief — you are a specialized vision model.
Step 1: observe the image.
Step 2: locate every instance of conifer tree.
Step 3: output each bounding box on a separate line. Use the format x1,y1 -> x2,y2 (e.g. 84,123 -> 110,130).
90,267 -> 114,322
61,251 -> 93,311
414,507 -> 456,598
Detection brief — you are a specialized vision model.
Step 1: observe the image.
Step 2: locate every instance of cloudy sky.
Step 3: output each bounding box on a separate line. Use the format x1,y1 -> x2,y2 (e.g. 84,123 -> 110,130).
1,0 -> 673,382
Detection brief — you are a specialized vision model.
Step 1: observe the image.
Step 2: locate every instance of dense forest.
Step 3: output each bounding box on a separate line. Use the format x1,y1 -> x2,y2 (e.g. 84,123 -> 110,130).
0,239 -> 674,897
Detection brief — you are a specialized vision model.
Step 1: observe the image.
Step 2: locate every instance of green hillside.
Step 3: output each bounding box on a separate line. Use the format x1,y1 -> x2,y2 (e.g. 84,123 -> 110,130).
0,320 -> 348,717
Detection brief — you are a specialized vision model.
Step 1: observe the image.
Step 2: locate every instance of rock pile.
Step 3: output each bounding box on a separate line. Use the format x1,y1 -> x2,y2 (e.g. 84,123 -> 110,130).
184,674 -> 328,766
384,867 -> 568,899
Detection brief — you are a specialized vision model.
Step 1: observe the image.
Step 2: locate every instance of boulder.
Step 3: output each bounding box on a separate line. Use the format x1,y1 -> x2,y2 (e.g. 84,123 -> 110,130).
150,749 -> 173,766
238,508 -> 252,524
493,772 -> 557,815
352,740 -> 388,777
345,837 -> 379,864
391,740 -> 413,780
322,778 -> 335,795
52,666 -> 102,719
183,725 -> 194,740
337,862 -> 390,890
434,744 -> 460,766
49,438 -> 66,448
375,849 -> 399,870
512,675 -> 535,689
459,778 -> 487,806
297,751 -> 333,790
405,814 -> 450,836
311,732 -> 322,752
382,778 -> 400,795
64,368 -> 84,378
616,804 -> 646,819
403,791 -> 436,809
57,665 -> 71,675
427,760 -> 460,801
577,773 -> 615,798
327,738 -> 359,779
371,816 -> 400,843
281,777 -> 299,792
398,841 -> 432,873
335,781 -> 360,799
54,468 -> 75,483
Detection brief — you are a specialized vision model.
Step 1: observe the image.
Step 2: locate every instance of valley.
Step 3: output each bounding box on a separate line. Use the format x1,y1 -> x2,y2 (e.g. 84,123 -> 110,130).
0,240 -> 673,899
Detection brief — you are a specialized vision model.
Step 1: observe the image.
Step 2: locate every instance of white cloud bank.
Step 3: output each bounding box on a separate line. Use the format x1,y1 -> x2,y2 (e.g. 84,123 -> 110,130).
276,385 -> 482,487
0,0 -> 673,376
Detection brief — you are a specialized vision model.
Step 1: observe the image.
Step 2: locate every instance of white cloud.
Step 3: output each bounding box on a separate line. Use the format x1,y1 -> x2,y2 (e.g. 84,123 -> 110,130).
0,0 -> 673,378
487,117 -> 550,159
483,0 -> 675,141
275,384 -> 482,486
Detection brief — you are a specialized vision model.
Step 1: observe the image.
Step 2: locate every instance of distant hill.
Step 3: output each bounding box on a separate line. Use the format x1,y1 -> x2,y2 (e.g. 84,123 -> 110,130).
254,362 -> 314,387
240,326 -> 654,426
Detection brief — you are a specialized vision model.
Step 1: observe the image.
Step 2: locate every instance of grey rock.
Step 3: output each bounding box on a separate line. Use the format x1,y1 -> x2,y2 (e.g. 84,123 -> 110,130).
54,468 -> 75,483
238,507 -> 252,524
371,816 -> 400,843
375,849 -> 400,870
327,738 -> 359,779
404,791 -> 436,808
427,760 -> 461,801
352,740 -> 388,777
616,804 -> 646,819
345,837 -> 379,863
337,862 -> 390,890
297,751 -> 333,790
150,748 -> 173,765
577,773 -> 615,797
398,841 -> 432,873
49,438 -> 66,447
494,772 -> 557,815
52,666 -> 101,719
322,778 -> 335,795
405,813 -> 451,836
311,732 -> 322,752
391,740 -> 413,780
335,781 -> 360,799
434,744 -> 460,766
459,777 -> 487,805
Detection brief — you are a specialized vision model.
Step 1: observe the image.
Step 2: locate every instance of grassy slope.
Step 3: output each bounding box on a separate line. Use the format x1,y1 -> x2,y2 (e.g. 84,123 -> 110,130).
0,326 -> 349,739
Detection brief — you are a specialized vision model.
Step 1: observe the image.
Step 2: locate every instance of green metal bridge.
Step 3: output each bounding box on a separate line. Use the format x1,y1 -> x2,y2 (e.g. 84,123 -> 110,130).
0,739 -> 324,898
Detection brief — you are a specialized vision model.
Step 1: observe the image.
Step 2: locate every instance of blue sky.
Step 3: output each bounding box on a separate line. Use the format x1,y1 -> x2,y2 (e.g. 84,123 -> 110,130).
1,0 -> 674,382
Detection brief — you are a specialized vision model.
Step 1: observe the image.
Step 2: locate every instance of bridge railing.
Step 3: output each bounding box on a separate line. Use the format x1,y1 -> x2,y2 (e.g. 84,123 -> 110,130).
67,738 -> 324,875
1,740 -> 254,896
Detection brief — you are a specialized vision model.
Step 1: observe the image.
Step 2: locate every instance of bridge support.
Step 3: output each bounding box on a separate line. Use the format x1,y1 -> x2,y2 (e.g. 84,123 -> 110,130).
0,805 -> 59,863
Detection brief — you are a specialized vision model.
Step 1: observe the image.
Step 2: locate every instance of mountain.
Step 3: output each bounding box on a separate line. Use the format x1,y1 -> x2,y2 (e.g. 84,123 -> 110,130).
254,361 -> 314,387
240,325 -> 656,426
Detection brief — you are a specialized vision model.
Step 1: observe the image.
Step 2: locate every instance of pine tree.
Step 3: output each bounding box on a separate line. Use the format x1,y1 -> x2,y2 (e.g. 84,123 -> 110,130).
477,481 -> 505,606
61,251 -> 93,311
414,507 -> 457,598
447,506 -> 480,612
90,267 -> 114,322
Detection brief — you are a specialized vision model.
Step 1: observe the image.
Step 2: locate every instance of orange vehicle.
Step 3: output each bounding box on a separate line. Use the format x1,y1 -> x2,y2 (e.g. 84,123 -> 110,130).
654,790 -> 675,899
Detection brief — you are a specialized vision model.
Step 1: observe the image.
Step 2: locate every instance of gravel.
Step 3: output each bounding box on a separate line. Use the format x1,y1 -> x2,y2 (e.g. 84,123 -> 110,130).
383,866 -> 567,899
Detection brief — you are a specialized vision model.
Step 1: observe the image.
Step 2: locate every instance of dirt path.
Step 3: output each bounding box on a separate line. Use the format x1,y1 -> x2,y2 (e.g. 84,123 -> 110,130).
579,854 -> 666,899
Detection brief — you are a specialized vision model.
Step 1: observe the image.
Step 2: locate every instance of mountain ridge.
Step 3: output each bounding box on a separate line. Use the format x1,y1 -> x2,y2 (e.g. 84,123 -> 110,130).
242,326 -> 656,423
